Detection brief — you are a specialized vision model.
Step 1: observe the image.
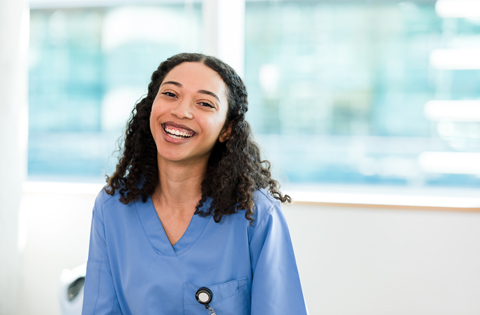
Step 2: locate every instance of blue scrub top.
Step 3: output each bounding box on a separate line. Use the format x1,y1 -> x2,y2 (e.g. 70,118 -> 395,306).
82,188 -> 308,314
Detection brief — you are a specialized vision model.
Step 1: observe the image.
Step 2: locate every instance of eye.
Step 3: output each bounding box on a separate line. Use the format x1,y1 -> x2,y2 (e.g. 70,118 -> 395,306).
199,102 -> 215,109
162,91 -> 176,98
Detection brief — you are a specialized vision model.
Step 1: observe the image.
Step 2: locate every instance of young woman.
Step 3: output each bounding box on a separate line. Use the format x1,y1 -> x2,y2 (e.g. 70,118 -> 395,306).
82,53 -> 308,314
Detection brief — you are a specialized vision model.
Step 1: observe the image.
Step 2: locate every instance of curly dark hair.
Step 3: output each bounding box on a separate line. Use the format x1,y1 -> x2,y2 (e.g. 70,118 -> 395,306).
105,52 -> 290,223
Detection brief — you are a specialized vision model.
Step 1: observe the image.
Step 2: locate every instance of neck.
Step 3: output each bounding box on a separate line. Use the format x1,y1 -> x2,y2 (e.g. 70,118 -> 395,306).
153,157 -> 207,215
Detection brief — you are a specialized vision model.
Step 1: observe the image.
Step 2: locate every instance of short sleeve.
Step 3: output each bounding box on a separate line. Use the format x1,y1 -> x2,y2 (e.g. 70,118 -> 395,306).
82,191 -> 121,315
249,200 -> 309,314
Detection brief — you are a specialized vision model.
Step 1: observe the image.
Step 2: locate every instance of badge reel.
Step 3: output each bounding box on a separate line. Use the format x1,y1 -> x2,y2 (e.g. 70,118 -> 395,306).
195,287 -> 217,315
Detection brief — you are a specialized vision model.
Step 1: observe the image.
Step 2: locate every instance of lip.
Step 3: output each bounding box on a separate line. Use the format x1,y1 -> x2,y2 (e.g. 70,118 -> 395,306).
162,121 -> 195,133
160,121 -> 196,144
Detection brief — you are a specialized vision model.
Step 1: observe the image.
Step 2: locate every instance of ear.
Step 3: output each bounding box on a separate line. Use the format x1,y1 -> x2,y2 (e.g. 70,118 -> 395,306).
219,122 -> 233,143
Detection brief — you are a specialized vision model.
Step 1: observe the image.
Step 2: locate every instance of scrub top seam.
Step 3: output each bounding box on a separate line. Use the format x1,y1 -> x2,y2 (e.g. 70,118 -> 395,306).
257,188 -> 277,204
100,188 -> 116,202
108,290 -> 118,315
92,261 -> 103,315
98,189 -> 120,249
249,202 -> 275,242
99,198 -> 108,251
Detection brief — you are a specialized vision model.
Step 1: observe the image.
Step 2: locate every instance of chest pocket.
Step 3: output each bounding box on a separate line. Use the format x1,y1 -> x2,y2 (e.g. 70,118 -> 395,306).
183,278 -> 249,315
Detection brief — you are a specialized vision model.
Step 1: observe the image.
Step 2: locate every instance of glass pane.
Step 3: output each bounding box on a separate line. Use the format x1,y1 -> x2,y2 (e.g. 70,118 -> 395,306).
245,0 -> 480,188
29,3 -> 203,181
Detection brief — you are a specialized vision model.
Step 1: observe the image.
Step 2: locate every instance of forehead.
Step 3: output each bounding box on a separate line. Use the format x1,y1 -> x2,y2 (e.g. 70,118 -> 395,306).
163,62 -> 227,98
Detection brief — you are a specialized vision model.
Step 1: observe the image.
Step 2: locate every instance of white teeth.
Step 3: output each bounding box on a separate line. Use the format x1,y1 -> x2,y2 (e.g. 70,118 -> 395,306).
164,126 -> 194,138
168,133 -> 185,139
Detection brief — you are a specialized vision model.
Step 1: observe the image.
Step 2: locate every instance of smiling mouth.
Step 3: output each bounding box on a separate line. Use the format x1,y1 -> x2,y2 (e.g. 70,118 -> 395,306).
162,123 -> 195,139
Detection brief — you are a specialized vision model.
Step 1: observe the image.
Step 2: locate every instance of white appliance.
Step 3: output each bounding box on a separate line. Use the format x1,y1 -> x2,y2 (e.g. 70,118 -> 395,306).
59,263 -> 86,315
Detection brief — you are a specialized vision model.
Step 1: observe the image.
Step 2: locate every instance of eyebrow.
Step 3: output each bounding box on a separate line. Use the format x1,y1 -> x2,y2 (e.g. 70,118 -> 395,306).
161,81 -> 221,102
162,81 -> 182,88
198,89 -> 220,102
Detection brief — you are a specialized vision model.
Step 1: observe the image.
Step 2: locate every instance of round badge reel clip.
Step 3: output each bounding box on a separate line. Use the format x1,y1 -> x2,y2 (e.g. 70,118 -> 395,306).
195,287 -> 217,315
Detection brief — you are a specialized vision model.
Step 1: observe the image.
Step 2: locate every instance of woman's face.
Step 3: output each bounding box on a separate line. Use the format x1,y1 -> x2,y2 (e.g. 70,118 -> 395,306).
150,62 -> 230,166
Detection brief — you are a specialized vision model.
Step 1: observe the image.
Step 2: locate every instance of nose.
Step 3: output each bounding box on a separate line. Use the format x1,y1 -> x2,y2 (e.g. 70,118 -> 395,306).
170,97 -> 193,120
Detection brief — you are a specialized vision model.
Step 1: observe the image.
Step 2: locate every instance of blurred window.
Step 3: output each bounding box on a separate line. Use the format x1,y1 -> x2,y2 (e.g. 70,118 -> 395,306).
244,0 -> 480,188
28,3 -> 203,181
29,0 -> 480,189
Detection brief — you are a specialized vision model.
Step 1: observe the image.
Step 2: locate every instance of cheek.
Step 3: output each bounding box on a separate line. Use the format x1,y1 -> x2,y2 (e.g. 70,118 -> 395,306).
149,105 -> 161,135
150,101 -> 165,123
149,114 -> 155,136
204,116 -> 226,136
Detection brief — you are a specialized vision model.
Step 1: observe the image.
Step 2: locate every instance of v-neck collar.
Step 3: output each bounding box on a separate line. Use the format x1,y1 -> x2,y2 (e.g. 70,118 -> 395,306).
135,196 -> 212,257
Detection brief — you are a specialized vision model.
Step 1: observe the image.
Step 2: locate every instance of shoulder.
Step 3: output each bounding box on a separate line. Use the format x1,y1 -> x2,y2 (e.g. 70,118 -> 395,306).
251,188 -> 281,224
95,176 -> 147,206
247,188 -> 293,247
93,186 -> 136,219
94,187 -> 120,207
246,188 -> 287,240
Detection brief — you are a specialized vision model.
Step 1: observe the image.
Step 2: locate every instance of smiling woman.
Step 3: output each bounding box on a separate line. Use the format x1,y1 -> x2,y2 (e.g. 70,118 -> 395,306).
150,62 -> 230,167
81,53 -> 309,314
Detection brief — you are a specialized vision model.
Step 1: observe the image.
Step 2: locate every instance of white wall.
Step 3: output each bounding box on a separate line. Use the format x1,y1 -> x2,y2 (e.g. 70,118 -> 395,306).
19,190 -> 93,315
284,204 -> 480,315
19,189 -> 480,315
0,0 -> 29,313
